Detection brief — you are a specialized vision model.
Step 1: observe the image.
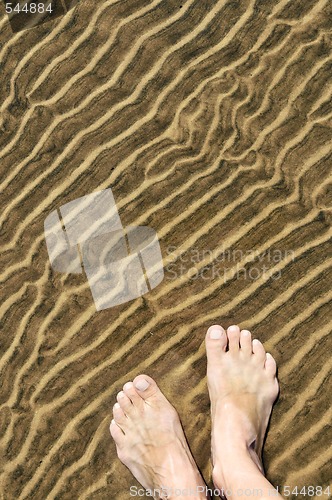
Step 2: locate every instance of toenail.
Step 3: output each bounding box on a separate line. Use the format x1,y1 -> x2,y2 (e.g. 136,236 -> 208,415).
117,391 -> 125,398
114,403 -> 120,409
228,325 -> 239,332
134,379 -> 150,391
209,327 -> 222,339
242,330 -> 250,336
111,419 -> 115,425
123,382 -> 134,391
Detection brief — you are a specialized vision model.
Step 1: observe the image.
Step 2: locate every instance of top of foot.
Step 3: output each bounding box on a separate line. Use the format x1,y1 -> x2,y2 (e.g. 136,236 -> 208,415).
205,324 -> 279,476
110,375 -> 208,499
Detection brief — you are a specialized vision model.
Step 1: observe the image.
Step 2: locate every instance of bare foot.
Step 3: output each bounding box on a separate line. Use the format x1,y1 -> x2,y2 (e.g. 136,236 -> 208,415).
110,374 -> 209,499
205,325 -> 279,492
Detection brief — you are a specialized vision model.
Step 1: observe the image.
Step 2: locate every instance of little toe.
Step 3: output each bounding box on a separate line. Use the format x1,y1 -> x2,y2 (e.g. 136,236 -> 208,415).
252,339 -> 266,365
110,419 -> 125,445
265,352 -> 277,377
205,325 -> 227,363
227,325 -> 241,352
113,403 -> 127,426
123,382 -> 143,407
240,329 -> 252,354
117,391 -> 133,413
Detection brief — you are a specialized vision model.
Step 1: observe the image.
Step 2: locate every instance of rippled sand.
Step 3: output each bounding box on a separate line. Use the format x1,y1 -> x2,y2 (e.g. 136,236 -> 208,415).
0,0 -> 331,498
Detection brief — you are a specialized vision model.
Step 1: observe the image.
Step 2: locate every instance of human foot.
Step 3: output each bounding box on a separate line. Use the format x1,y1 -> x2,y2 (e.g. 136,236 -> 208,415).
205,325 -> 279,492
110,374 -> 209,499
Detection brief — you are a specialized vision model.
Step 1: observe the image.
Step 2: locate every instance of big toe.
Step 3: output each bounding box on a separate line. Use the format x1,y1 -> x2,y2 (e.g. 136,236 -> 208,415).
133,374 -> 163,401
205,325 -> 227,364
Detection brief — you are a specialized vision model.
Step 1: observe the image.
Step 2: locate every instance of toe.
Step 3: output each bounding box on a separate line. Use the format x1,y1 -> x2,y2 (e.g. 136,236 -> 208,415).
205,325 -> 227,362
252,339 -> 266,365
240,329 -> 252,353
227,325 -> 240,352
117,391 -> 133,413
113,403 -> 127,426
133,374 -> 162,401
265,352 -> 277,376
110,419 -> 125,444
123,382 -> 143,407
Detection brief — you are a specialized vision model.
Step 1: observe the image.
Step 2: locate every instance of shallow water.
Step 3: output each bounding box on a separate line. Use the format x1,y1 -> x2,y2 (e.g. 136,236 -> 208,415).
0,0 -> 331,498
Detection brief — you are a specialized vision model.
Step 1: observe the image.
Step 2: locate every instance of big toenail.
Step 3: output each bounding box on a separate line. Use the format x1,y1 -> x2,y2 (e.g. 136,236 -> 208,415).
209,327 -> 222,339
134,379 -> 150,391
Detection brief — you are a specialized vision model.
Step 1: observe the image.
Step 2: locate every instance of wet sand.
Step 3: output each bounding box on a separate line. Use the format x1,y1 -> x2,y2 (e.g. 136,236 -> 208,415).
0,0 -> 331,498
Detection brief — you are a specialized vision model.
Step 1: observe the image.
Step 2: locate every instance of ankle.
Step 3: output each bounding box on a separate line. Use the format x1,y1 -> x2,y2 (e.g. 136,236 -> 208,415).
212,444 -> 265,498
212,441 -> 262,492
159,485 -> 209,499
212,464 -> 226,495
